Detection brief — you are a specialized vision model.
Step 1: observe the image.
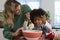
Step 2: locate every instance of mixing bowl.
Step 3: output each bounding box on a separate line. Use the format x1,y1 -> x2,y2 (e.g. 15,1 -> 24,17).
22,30 -> 42,40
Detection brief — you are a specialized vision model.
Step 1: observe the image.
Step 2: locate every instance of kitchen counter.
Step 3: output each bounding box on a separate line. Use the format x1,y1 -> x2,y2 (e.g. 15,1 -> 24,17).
0,28 -> 60,40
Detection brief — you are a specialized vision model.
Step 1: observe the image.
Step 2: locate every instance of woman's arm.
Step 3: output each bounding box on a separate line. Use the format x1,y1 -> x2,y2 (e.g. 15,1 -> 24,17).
3,24 -> 24,39
3,24 -> 13,39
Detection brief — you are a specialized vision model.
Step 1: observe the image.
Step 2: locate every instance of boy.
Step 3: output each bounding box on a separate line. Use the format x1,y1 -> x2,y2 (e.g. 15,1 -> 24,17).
30,9 -> 47,36
37,8 -> 52,32
30,9 -> 55,40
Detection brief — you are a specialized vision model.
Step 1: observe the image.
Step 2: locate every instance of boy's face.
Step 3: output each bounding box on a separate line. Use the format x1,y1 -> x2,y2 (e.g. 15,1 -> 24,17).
34,17 -> 42,27
41,15 -> 46,24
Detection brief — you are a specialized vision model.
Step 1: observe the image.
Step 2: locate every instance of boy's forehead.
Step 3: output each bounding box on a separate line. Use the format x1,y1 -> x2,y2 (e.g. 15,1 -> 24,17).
34,17 -> 41,19
41,15 -> 46,18
41,15 -> 46,16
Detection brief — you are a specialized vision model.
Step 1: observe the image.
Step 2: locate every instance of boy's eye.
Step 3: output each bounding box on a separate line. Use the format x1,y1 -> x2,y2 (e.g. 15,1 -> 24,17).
34,18 -> 41,21
36,18 -> 41,20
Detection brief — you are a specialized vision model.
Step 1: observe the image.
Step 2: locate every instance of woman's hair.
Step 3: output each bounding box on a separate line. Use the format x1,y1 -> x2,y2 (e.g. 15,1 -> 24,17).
4,0 -> 21,27
14,1 -> 21,8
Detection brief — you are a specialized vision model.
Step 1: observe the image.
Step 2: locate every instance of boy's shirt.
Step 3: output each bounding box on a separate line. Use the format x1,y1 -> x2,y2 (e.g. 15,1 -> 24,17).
44,21 -> 52,32
33,24 -> 47,36
23,19 -> 31,30
23,20 -> 29,30
33,25 -> 42,30
33,23 -> 52,36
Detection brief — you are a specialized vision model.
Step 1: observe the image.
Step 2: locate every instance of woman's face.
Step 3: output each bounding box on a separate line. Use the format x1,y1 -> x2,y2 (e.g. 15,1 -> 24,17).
34,17 -> 42,27
25,12 -> 30,19
15,5 -> 21,15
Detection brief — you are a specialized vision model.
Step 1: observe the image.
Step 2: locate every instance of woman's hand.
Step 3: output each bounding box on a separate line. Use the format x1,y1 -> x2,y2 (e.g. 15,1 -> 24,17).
12,27 -> 25,36
20,27 -> 25,31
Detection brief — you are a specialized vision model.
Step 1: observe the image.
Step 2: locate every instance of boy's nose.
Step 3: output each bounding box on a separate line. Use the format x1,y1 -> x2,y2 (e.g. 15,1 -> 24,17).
36,20 -> 39,23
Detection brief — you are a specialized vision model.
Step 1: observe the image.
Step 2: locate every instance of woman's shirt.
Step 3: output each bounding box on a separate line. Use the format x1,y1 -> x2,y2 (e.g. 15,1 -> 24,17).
3,14 -> 23,40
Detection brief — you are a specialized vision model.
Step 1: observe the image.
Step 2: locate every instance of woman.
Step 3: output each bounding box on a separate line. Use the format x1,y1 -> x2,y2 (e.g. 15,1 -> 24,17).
3,0 -> 24,40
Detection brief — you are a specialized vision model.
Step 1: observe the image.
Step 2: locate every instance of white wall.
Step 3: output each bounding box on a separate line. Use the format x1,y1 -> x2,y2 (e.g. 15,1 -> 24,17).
41,0 -> 54,26
0,0 -> 6,12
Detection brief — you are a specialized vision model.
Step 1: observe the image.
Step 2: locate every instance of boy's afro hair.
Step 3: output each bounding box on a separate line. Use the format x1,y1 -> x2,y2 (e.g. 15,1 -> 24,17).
30,8 -> 47,23
37,8 -> 48,17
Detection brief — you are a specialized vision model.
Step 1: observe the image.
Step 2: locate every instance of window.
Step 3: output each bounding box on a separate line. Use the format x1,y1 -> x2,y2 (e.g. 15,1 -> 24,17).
17,0 -> 40,10
54,0 -> 60,28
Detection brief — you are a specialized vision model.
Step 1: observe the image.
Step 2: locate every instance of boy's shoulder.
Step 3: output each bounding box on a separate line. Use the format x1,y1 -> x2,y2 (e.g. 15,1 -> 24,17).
45,21 -> 52,29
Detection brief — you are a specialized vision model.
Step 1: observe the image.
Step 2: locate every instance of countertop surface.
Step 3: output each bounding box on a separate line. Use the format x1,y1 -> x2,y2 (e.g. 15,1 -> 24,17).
0,28 -> 60,40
